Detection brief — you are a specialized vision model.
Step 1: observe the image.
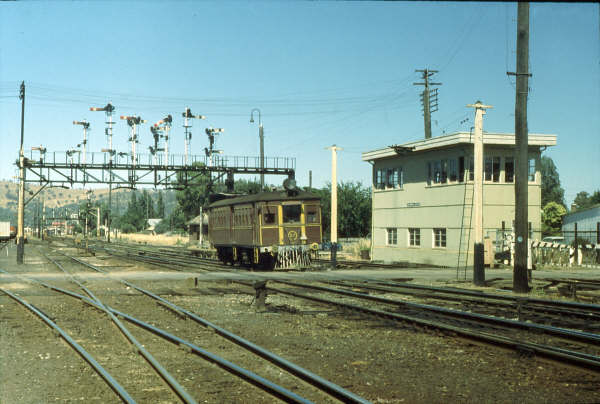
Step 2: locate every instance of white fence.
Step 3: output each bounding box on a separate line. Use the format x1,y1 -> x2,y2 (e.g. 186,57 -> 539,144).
531,241 -> 600,268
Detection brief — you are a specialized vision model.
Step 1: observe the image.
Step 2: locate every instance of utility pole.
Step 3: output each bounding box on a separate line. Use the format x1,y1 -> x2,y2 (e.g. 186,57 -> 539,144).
509,2 -> 532,293
467,101 -> 493,286
17,81 -> 26,264
326,145 -> 342,268
414,69 -> 442,139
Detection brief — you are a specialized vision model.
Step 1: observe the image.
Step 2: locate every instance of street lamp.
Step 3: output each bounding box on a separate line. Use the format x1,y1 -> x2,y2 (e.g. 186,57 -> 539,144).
250,108 -> 264,190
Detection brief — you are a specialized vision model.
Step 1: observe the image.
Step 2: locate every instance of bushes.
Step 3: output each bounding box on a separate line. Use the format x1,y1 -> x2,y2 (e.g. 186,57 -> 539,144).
120,223 -> 137,234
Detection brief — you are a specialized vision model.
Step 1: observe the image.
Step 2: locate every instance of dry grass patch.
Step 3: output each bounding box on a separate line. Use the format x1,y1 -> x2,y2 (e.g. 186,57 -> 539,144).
118,233 -> 188,246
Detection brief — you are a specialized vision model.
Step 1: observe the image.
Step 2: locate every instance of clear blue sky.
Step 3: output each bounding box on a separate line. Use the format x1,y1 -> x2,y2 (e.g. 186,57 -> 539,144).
1,2 -> 598,205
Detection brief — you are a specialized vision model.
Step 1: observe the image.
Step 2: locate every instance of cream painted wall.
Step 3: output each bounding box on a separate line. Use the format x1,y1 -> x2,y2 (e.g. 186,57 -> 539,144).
371,144 -> 542,266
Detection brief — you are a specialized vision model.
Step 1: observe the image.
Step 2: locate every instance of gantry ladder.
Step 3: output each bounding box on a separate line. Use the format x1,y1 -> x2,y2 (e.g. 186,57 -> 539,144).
456,182 -> 474,280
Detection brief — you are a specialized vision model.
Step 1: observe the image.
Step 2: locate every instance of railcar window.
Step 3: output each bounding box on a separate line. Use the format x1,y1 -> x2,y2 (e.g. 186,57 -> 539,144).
264,213 -> 275,224
283,205 -> 301,223
306,208 -> 319,223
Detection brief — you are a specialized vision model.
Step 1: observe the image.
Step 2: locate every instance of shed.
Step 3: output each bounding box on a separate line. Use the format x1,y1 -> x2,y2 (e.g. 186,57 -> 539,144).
562,205 -> 600,245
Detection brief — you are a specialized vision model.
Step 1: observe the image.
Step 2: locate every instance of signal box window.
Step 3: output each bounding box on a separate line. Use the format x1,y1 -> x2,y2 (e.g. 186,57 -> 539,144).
375,167 -> 403,189
505,157 -> 514,182
484,157 -> 500,182
528,158 -> 536,182
283,205 -> 301,223
408,228 -> 420,247
386,228 -> 397,245
433,228 -> 446,248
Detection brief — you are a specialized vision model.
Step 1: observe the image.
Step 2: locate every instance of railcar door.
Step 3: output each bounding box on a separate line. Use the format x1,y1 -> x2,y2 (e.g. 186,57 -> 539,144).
279,202 -> 303,245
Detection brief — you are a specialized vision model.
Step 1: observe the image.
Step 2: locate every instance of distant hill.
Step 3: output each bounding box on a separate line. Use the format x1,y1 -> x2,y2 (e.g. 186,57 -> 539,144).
0,180 -> 177,224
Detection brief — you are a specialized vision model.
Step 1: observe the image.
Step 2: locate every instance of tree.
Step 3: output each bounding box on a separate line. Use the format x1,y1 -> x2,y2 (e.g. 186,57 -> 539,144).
572,189 -> 600,211
573,191 -> 591,211
313,181 -> 371,239
141,190 -> 156,219
157,191 -> 165,218
540,156 -> 565,207
118,191 -> 146,232
541,201 -> 566,237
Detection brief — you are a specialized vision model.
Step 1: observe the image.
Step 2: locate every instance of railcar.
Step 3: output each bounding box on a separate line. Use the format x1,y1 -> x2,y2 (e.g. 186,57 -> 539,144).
206,188 -> 322,269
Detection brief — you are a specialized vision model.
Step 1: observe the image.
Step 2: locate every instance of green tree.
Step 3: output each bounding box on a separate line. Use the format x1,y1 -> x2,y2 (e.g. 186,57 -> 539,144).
141,190 -> 156,219
234,179 -> 262,194
118,191 -> 146,231
572,190 -> 600,211
157,191 -> 165,218
540,156 -> 565,207
312,181 -> 371,239
541,201 -> 566,237
573,191 -> 591,211
77,199 -> 100,235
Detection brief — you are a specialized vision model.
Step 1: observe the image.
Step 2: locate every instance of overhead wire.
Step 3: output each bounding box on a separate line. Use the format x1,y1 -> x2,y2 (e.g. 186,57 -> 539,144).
437,6 -> 488,72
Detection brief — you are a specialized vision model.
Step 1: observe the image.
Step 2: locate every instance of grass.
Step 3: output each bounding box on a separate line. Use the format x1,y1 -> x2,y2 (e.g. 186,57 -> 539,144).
117,233 -> 189,246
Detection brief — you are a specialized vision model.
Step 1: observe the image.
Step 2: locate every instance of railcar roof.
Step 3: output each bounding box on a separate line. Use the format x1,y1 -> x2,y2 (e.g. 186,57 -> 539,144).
208,190 -> 321,208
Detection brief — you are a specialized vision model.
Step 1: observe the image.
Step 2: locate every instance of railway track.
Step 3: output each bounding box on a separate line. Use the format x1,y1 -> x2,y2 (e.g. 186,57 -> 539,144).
321,279 -> 600,333
248,279 -> 600,373
25,244 -> 370,403
0,284 -> 136,403
69,238 -> 600,371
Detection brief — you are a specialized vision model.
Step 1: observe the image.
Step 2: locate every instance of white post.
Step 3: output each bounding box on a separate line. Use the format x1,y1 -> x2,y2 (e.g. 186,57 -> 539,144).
467,101 -> 492,285
326,145 -> 343,245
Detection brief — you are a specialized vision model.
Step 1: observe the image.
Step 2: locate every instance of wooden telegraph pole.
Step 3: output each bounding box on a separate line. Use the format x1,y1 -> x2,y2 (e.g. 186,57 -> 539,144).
414,69 -> 441,139
510,2 -> 532,293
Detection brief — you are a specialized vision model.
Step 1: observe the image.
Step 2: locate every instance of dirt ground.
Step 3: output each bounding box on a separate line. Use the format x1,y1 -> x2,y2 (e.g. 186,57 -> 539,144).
1,244 -> 600,403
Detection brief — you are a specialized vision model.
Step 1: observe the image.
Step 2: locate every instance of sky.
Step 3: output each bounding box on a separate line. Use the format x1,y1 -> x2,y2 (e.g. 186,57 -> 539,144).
0,1 -> 598,205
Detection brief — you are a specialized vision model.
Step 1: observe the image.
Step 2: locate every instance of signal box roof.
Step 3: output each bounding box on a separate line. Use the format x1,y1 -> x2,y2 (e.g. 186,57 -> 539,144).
362,131 -> 557,162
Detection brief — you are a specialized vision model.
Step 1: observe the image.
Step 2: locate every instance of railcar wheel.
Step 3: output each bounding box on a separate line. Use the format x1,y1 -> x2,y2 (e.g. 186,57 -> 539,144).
217,247 -> 234,265
257,253 -> 275,271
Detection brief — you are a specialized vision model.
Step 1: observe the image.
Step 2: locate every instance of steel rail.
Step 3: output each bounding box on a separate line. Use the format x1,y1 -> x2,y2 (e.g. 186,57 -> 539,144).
86,243 -> 219,271
272,280 -> 600,347
25,253 -> 199,404
49,249 -> 369,404
371,279 -> 600,313
324,280 -> 600,325
0,285 -> 136,404
1,268 -> 313,404
254,282 -> 600,372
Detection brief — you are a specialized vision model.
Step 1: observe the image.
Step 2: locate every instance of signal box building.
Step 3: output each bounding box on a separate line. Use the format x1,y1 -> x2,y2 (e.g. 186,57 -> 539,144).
362,131 -> 556,267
